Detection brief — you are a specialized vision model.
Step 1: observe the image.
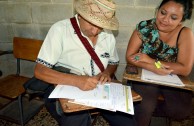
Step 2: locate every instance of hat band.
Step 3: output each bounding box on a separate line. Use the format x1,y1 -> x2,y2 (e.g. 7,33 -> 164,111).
94,0 -> 115,11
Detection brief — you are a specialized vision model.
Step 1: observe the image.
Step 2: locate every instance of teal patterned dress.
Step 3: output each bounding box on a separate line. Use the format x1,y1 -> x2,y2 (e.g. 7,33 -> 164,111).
137,18 -> 178,62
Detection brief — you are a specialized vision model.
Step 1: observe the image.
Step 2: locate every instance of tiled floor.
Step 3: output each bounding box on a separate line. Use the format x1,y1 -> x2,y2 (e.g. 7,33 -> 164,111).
0,96 -> 45,125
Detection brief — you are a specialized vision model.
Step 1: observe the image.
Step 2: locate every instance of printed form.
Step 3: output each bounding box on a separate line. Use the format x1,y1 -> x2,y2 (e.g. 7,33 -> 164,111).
49,82 -> 134,115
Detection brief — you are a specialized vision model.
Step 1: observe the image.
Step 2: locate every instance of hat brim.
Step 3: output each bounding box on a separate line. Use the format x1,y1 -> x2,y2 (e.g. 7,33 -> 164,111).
74,0 -> 119,30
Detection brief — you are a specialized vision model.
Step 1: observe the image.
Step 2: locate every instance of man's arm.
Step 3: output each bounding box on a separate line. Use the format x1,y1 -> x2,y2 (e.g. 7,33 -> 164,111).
34,63 -> 99,91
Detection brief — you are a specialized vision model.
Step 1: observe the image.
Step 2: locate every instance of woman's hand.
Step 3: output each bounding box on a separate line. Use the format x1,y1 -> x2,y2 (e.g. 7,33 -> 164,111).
155,65 -> 174,75
131,53 -> 153,64
129,53 -> 174,75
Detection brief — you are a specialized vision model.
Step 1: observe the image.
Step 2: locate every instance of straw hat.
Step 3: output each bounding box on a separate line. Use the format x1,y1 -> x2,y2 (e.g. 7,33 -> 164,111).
74,0 -> 119,30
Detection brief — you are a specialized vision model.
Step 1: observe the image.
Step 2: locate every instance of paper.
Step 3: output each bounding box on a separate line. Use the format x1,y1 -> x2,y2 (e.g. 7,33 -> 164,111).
49,82 -> 134,115
110,83 -> 134,114
141,69 -> 184,87
49,84 -> 110,100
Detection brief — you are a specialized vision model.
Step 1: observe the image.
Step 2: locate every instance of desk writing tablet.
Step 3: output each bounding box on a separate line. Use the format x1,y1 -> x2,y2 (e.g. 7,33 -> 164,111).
123,67 -> 194,91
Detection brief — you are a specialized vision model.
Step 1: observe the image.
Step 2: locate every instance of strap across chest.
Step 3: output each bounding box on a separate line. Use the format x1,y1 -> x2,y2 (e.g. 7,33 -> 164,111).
70,17 -> 105,72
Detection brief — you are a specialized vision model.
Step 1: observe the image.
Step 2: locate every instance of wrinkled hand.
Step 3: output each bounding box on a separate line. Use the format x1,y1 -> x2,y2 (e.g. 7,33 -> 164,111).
96,72 -> 111,84
77,76 -> 99,91
131,53 -> 153,64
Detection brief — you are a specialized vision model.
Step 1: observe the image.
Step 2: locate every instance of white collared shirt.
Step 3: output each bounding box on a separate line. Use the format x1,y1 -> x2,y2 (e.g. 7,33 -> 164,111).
37,14 -> 119,76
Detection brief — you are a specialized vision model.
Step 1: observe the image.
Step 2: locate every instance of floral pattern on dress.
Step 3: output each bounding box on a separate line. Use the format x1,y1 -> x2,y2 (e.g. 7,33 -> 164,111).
136,18 -> 178,62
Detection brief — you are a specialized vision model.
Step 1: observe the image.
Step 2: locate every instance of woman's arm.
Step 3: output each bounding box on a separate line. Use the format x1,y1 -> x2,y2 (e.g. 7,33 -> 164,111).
126,30 -> 157,71
160,28 -> 194,76
126,29 -> 142,65
126,28 -> 194,76
126,30 -> 173,75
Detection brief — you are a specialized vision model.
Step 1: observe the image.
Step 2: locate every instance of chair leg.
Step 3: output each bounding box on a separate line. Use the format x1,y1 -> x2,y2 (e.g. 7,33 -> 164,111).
18,95 -> 24,126
166,117 -> 171,126
0,70 -> 2,76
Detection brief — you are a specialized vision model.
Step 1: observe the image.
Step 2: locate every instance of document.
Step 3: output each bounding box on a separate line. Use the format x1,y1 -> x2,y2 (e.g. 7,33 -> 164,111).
141,69 -> 185,87
110,83 -> 134,114
49,82 -> 134,115
49,84 -> 110,100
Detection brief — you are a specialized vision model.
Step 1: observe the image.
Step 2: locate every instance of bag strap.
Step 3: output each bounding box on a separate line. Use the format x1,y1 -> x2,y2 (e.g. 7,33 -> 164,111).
70,17 -> 105,72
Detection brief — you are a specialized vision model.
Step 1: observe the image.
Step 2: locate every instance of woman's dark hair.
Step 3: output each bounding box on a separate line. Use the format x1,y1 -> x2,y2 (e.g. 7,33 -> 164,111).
158,0 -> 193,21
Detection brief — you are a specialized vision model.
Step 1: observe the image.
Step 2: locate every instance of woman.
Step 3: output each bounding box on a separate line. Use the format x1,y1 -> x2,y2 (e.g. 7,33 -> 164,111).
126,0 -> 194,126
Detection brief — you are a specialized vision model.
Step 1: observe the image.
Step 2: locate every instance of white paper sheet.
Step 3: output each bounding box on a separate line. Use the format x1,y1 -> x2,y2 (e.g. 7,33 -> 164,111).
73,83 -> 134,114
49,82 -> 134,115
141,69 -> 184,87
49,84 -> 110,100
110,83 -> 134,114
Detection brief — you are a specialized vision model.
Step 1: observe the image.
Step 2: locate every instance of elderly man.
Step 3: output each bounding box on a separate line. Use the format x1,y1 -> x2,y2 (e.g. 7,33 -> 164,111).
34,0 -> 135,125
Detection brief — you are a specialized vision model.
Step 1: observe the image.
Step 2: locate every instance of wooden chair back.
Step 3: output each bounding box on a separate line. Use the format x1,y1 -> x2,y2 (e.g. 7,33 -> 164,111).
0,37 -> 44,99
13,37 -> 43,62
0,38 -> 45,125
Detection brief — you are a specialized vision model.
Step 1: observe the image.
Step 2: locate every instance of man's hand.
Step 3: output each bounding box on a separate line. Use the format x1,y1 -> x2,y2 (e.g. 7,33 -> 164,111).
76,76 -> 99,91
96,72 -> 111,84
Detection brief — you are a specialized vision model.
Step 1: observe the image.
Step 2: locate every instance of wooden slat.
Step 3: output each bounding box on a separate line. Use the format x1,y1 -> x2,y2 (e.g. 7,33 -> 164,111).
0,75 -> 30,99
59,99 -> 94,113
13,37 -> 43,61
